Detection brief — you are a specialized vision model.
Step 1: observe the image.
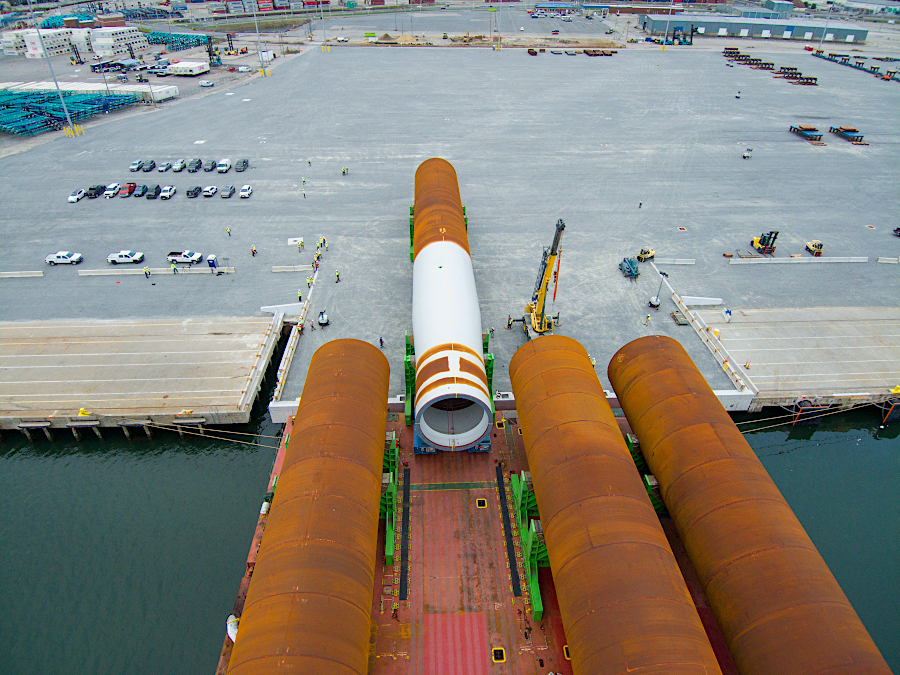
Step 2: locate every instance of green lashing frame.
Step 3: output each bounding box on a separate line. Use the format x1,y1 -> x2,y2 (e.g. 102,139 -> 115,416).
511,471 -> 547,621
404,332 -> 415,426
381,431 -> 399,565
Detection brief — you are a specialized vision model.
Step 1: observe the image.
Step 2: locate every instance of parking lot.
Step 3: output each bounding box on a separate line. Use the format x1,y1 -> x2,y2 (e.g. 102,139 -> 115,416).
0,37 -> 898,399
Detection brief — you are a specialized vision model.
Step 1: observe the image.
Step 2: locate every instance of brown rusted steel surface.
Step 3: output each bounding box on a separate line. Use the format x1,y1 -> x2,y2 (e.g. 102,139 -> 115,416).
510,335 -> 722,675
412,157 -> 470,259
227,339 -> 390,675
608,336 -> 891,675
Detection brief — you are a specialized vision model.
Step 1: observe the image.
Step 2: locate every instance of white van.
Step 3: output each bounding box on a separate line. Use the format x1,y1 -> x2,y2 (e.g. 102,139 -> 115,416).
217,158 -> 232,173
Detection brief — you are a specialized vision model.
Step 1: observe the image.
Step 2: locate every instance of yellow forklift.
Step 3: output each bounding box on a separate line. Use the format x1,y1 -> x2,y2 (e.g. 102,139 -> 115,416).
637,247 -> 655,262
806,240 -> 823,256
751,231 -> 778,255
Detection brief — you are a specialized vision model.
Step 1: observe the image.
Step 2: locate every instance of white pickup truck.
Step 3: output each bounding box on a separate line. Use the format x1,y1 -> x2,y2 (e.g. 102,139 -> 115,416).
166,250 -> 203,264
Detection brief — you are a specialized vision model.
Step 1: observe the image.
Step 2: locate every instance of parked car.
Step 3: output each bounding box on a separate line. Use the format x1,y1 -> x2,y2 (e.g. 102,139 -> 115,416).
142,159 -> 156,172
147,185 -> 162,199
199,80 -> 214,87
237,66 -> 252,72
120,182 -> 137,197
158,161 -> 172,172
202,185 -> 218,197
235,159 -> 249,172
68,189 -> 86,203
187,186 -> 202,198
103,183 -> 121,198
106,250 -> 144,264
239,184 -> 253,199
217,158 -> 231,173
221,185 -> 235,198
133,184 -> 148,198
160,185 -> 177,200
187,158 -> 202,172
45,251 -> 83,265
203,159 -> 217,172
129,159 -> 144,172
172,159 -> 187,172
86,185 -> 106,198
166,250 -> 202,264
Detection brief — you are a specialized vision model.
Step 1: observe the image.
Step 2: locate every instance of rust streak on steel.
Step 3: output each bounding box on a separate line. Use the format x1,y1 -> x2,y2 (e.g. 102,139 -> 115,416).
510,335 -> 723,675
608,335 -> 891,675
413,157 -> 470,259
226,339 -> 389,675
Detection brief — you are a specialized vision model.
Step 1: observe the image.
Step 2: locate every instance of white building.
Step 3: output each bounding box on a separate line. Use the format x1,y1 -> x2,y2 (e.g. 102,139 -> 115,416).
2,29 -> 32,56
24,29 -> 75,59
92,27 -> 149,57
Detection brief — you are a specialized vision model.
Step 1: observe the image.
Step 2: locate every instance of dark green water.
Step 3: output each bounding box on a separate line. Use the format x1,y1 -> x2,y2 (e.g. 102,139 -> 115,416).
0,406 -> 897,674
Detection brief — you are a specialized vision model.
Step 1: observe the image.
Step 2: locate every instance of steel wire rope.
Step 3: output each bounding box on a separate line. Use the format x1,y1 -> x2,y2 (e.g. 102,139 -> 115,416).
737,401 -> 882,435
99,414 -> 281,449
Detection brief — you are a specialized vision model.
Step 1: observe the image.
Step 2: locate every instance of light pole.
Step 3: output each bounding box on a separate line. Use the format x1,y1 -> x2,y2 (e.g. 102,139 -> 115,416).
26,0 -> 75,133
817,4 -> 834,50
662,3 -> 673,44
249,1 -> 264,70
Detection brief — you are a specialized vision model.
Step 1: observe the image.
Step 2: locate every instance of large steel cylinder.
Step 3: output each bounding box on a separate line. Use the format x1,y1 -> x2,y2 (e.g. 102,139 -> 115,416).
608,336 -> 891,675
510,335 -> 722,675
411,158 -> 491,451
227,339 -> 389,675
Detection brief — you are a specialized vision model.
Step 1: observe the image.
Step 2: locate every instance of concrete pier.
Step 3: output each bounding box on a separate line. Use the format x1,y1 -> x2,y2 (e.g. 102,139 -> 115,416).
0,316 -> 282,431
696,306 -> 900,410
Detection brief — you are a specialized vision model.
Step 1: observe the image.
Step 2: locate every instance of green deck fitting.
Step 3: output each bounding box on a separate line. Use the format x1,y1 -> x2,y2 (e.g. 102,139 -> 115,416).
643,475 -> 667,515
483,331 -> 490,355
463,205 -> 467,230
381,479 -> 397,565
485,353 -> 495,415
510,472 -> 539,535
404,356 -> 414,426
409,206 -> 415,261
521,519 -> 548,621
626,434 -> 648,474
384,431 -> 398,480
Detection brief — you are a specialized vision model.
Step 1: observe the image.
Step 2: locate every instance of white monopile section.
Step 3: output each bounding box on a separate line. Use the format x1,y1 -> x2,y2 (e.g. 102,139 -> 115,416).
412,240 -> 492,451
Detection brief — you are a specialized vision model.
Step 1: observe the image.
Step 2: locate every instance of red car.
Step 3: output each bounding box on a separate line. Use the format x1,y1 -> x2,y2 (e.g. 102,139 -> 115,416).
120,182 -> 137,197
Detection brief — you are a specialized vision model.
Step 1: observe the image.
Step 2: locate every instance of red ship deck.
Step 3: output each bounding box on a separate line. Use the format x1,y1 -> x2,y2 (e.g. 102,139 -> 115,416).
369,416 -> 573,675
217,411 -> 737,675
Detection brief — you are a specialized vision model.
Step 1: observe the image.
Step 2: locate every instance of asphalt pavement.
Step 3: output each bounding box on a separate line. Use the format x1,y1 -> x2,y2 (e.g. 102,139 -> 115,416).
1,39 -> 898,400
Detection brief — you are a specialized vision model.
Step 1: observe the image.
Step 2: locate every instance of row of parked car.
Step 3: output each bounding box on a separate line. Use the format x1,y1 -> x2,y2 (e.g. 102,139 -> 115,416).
129,158 -> 249,173
68,183 -> 253,201
44,249 -> 205,265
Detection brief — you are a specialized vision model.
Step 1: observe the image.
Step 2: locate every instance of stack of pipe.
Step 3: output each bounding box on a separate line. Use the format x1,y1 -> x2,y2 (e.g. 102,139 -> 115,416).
510,335 -> 722,675
227,339 -> 390,675
411,158 -> 491,451
608,335 -> 891,675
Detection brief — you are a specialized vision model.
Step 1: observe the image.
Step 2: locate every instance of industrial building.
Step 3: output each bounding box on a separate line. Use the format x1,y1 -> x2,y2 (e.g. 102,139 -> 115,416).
639,13 -> 868,41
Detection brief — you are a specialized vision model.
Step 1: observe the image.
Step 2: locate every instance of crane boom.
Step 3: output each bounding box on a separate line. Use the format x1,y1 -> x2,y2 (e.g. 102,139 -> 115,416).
526,219 -> 565,335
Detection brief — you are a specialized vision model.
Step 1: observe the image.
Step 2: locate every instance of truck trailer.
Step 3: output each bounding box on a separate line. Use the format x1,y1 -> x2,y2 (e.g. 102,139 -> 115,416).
166,61 -> 210,76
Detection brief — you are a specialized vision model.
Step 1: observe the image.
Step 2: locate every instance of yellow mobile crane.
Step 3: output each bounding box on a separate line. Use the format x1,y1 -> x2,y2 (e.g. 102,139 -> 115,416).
517,218 -> 565,339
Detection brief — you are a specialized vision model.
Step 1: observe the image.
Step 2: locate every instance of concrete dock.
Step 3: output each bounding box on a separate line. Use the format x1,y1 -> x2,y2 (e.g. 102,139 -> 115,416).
697,306 -> 900,409
0,316 -> 281,431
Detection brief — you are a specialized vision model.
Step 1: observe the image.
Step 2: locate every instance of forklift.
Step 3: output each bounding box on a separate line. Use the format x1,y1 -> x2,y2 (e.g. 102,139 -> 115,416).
637,247 -> 655,262
751,231 -> 778,255
806,240 -> 823,256
207,36 -> 222,66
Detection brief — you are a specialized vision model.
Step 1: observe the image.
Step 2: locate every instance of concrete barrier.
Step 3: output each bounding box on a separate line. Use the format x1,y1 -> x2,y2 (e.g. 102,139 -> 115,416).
729,256 -> 868,265
0,270 -> 43,278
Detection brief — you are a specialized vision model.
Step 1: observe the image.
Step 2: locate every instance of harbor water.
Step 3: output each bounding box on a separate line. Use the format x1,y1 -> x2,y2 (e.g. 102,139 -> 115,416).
0,406 -> 896,674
